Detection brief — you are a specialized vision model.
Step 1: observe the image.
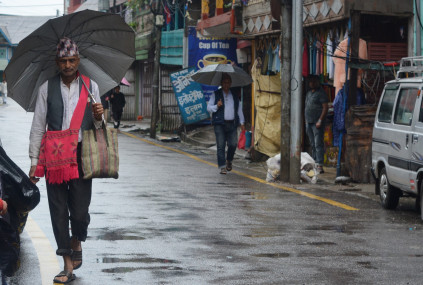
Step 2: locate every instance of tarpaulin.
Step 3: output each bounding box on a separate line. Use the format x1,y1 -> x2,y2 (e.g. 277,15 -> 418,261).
252,60 -> 281,157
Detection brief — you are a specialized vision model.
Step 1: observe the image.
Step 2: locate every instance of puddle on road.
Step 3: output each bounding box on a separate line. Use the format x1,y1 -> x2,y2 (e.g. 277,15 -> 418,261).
241,192 -> 269,200
307,241 -> 336,246
357,261 -> 377,269
243,227 -> 286,238
97,257 -> 178,264
102,266 -> 183,273
252,253 -> 290,258
90,228 -> 145,241
304,224 -> 361,235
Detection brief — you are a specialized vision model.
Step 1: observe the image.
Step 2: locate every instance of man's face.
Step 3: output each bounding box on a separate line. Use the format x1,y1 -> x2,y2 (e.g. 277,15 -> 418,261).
56,55 -> 80,77
221,78 -> 231,92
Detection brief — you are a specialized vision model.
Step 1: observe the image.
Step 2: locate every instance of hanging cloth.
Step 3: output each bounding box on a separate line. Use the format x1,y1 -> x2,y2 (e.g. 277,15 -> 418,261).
267,44 -> 274,74
302,39 -> 309,77
272,44 -> 281,73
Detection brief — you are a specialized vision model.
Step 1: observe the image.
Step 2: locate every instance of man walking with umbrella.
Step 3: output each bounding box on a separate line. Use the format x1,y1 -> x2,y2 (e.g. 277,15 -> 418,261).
207,73 -> 245,174
28,38 -> 104,284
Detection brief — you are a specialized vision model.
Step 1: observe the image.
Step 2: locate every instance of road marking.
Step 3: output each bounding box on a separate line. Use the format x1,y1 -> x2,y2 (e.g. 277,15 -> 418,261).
25,216 -> 60,285
122,132 -> 359,211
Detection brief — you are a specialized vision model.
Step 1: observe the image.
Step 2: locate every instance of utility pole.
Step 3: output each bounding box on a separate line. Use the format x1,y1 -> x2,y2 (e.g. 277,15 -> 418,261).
150,1 -> 163,138
280,0 -> 292,182
289,0 -> 303,184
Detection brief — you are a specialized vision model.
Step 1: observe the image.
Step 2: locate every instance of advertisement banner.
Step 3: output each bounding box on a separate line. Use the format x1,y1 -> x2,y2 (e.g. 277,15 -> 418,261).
188,26 -> 237,101
170,67 -> 210,125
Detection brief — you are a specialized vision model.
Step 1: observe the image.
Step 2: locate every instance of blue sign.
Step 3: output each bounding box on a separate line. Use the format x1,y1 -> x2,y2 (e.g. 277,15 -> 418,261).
170,67 -> 210,125
188,26 -> 237,102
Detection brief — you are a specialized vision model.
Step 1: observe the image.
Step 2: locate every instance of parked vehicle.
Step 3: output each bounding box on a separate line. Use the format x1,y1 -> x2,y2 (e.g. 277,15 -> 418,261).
372,56 -> 423,220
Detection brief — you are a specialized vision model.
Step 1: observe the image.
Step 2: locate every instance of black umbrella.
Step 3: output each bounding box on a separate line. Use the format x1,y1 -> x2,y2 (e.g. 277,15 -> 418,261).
5,9 -> 135,112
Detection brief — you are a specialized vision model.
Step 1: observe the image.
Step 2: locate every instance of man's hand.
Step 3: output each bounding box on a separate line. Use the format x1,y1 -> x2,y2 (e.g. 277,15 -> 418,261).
240,125 -> 245,132
217,99 -> 223,108
29,165 -> 40,184
0,200 -> 7,216
92,103 -> 104,121
316,119 -> 322,129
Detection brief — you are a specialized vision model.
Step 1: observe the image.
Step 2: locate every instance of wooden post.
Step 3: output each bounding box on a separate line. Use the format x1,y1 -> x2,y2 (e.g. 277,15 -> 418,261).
348,10 -> 360,107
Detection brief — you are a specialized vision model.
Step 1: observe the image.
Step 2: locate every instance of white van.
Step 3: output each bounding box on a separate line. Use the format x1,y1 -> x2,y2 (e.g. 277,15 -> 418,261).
372,56 -> 423,220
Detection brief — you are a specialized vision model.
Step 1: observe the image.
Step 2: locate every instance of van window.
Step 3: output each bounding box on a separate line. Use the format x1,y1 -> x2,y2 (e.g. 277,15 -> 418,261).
393,88 -> 418,126
378,89 -> 398,122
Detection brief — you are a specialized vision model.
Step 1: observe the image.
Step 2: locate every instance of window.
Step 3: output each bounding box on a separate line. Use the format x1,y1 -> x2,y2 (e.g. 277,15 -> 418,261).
0,48 -> 6,59
393,88 -> 418,126
378,88 -> 398,123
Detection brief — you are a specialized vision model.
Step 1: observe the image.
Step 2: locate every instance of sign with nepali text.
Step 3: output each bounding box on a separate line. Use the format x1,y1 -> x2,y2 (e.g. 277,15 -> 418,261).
170,67 -> 209,125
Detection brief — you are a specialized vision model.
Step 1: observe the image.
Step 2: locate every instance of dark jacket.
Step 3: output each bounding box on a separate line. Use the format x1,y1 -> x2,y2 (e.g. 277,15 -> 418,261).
211,87 -> 240,126
110,92 -> 126,113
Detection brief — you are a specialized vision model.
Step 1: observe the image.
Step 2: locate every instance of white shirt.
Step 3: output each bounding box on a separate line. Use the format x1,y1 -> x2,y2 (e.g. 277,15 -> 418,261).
207,89 -> 245,125
29,75 -> 102,166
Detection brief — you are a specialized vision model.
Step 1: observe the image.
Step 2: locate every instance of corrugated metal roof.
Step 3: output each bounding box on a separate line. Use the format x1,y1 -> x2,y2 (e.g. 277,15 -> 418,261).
0,15 -> 54,44
75,0 -> 100,12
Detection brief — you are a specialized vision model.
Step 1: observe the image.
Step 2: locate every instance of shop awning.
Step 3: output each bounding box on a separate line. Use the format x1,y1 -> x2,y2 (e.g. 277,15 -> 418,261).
160,29 -> 183,66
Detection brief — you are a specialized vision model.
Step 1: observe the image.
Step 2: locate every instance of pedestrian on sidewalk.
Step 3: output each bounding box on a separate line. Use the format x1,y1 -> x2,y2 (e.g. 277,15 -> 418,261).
305,75 -> 329,174
207,73 -> 245,174
28,37 -> 104,284
110,85 -> 126,129
0,76 -> 7,105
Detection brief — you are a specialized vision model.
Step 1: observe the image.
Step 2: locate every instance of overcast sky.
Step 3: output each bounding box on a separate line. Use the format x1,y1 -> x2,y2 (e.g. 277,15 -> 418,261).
0,0 -> 63,16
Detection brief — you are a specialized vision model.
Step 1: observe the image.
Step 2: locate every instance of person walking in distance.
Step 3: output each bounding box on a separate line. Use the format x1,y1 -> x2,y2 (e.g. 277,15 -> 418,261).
110,85 -> 126,129
305,75 -> 329,174
0,76 -> 7,104
28,38 -> 104,284
207,73 -> 245,174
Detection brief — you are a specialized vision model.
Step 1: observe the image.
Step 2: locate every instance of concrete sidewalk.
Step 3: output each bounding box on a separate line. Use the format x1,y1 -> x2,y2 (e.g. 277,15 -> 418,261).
118,119 -> 376,199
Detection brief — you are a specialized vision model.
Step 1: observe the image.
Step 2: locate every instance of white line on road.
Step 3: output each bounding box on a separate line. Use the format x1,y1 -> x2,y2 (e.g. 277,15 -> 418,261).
25,215 -> 59,285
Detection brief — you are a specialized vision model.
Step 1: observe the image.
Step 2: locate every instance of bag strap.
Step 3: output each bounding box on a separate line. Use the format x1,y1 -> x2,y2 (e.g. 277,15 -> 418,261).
69,74 -> 90,130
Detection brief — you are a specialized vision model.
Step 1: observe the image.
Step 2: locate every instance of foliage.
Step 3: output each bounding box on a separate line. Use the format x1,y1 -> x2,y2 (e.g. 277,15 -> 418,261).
126,0 -> 149,11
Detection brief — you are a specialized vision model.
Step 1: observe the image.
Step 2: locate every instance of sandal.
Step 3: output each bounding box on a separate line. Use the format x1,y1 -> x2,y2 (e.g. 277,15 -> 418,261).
72,250 -> 82,270
53,270 -> 75,284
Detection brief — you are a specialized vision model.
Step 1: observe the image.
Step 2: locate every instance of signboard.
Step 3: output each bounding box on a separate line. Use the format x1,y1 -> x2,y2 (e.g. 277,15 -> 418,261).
188,26 -> 237,101
170,67 -> 209,125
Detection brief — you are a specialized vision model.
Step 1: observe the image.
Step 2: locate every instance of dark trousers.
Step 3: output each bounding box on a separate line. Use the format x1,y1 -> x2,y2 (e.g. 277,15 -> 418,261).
46,144 -> 92,256
112,110 -> 123,128
214,122 -> 238,168
305,122 -> 325,165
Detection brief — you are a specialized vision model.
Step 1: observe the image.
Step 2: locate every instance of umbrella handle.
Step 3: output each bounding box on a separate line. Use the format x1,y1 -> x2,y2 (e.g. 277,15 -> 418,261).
80,77 -> 97,104
80,76 -> 107,124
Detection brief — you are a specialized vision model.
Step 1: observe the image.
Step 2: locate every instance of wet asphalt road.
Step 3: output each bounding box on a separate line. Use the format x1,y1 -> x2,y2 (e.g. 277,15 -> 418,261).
2,100 -> 423,285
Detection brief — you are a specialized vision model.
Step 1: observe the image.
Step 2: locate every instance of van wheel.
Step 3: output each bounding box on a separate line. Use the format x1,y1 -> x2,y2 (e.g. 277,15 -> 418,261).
379,167 -> 400,209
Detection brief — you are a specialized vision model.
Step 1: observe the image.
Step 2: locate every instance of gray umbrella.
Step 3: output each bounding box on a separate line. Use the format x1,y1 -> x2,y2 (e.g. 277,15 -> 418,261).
4,9 -> 135,112
191,64 -> 253,87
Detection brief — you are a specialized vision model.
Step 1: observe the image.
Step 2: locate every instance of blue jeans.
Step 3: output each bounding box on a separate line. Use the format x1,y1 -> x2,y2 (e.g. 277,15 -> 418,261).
306,122 -> 325,165
214,122 -> 238,168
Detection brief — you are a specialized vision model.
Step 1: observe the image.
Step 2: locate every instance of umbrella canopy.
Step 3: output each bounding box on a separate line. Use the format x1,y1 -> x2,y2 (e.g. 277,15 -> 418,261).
5,9 -> 135,112
191,64 -> 253,87
120,77 -> 130,86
